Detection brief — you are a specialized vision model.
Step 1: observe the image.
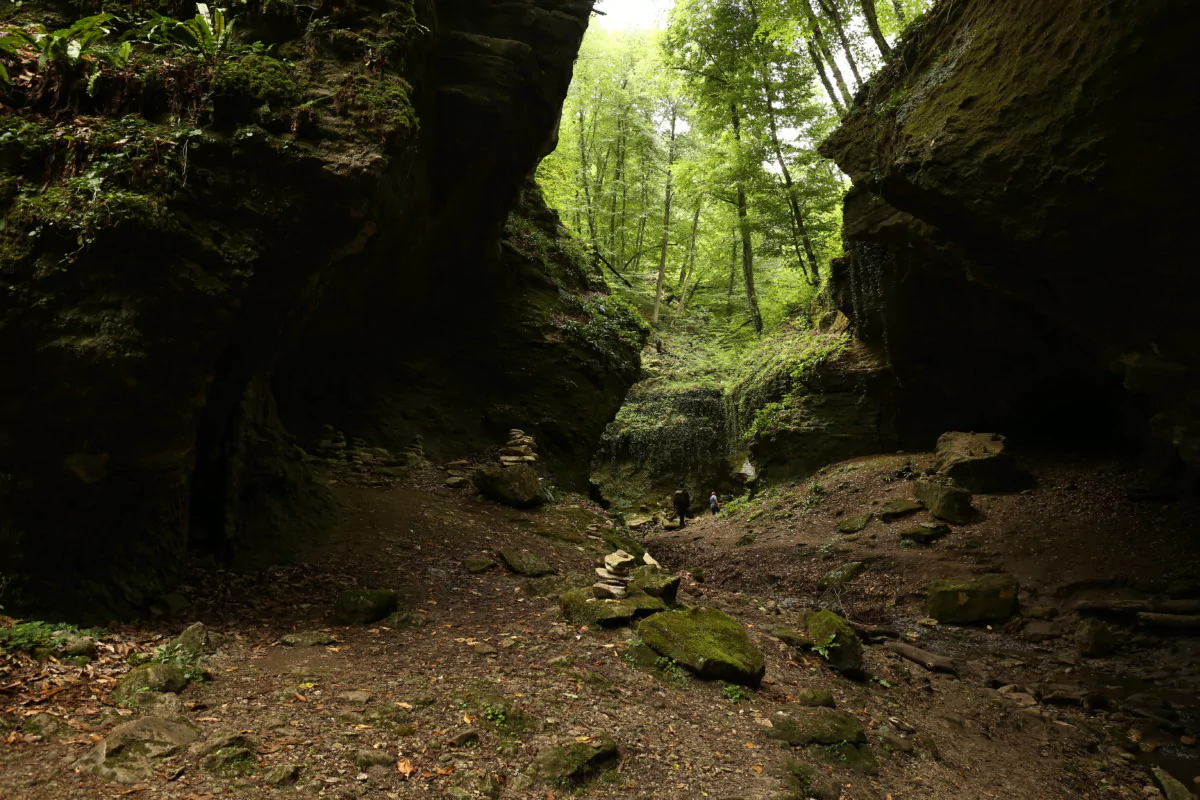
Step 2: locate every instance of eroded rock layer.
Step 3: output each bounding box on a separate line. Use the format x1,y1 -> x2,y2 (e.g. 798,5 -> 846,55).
820,0 -> 1200,465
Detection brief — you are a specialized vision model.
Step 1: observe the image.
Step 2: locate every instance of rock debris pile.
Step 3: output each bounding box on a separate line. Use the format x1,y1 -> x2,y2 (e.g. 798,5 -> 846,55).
307,425 -> 425,486
499,429 -> 538,467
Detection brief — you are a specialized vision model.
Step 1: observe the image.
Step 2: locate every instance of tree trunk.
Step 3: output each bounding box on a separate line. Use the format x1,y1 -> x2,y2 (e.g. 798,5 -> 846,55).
803,2 -> 854,108
807,39 -> 846,114
726,229 -> 737,317
679,202 -> 702,309
817,0 -> 863,88
890,0 -> 906,24
652,108 -> 678,326
758,66 -> 822,286
575,107 -> 601,274
731,103 -> 763,335
860,0 -> 892,57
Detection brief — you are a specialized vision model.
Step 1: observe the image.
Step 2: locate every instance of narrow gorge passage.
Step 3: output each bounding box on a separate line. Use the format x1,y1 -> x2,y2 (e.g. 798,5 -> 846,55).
1,0 -> 1198,799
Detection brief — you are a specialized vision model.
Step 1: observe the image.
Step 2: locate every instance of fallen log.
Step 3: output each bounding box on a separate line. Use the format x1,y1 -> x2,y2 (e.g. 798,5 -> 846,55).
884,642 -> 959,676
1137,612 -> 1200,632
848,621 -> 900,642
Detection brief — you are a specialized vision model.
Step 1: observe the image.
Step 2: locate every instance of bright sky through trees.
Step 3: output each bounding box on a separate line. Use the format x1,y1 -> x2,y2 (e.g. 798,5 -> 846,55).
594,0 -> 674,30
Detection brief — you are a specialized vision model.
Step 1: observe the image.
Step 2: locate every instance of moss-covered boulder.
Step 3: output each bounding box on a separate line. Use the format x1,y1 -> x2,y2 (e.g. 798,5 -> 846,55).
805,609 -> 863,674
766,708 -> 866,746
836,514 -> 872,534
819,741 -> 879,775
196,732 -> 260,777
171,623 -> 210,655
878,498 -> 923,521
463,557 -> 497,574
474,464 -> 543,509
115,663 -> 188,701
628,567 -> 680,606
915,480 -> 977,524
817,561 -> 865,590
331,589 -> 400,625
795,688 -> 837,708
927,574 -> 1019,623
559,587 -> 666,627
533,736 -> 619,787
498,548 -> 555,577
637,607 -> 766,687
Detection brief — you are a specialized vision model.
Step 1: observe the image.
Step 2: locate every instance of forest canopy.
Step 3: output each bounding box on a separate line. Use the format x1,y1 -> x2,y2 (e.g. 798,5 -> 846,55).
538,0 -> 931,342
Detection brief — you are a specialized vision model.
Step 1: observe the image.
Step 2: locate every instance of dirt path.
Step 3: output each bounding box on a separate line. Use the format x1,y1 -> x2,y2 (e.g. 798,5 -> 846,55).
0,458 -> 1190,800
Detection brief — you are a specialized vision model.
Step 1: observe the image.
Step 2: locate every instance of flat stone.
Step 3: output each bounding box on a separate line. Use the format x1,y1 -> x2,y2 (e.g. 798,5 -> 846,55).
837,514 -> 872,534
1021,621 -> 1061,642
1152,767 -> 1193,800
604,550 -> 638,575
498,548 -> 555,577
628,567 -> 681,606
463,557 -> 497,574
637,607 -> 766,686
593,583 -> 628,600
60,634 -> 98,660
76,717 -> 200,783
265,763 -> 302,786
927,574 -> 1019,624
281,631 -> 335,647
523,573 -> 593,597
445,476 -> 469,488
356,748 -> 394,768
770,626 -> 815,650
878,499 -> 924,521
337,690 -> 374,705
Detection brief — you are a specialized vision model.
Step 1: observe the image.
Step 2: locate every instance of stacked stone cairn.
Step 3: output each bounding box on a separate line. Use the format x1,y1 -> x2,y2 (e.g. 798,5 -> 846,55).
499,429 -> 538,467
309,425 -> 416,486
593,550 -> 660,599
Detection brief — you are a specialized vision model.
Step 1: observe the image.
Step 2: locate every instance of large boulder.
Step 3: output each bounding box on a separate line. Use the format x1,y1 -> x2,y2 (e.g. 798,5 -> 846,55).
1075,618 -> 1117,657
331,589 -> 399,625
766,708 -> 866,746
473,464 -> 543,508
805,609 -> 864,674
114,663 -> 188,702
934,432 -> 1021,493
76,717 -> 199,783
915,480 -> 977,524
531,736 -> 619,787
927,574 -> 1020,623
637,607 -> 766,686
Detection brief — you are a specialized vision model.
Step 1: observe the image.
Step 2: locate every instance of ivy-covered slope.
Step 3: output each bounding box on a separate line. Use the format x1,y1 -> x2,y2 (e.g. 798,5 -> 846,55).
0,0 -> 643,618
820,0 -> 1200,464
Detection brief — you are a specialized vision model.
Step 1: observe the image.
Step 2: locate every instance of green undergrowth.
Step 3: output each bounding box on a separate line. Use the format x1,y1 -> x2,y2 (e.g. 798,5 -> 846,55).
0,619 -> 104,654
128,641 -> 209,683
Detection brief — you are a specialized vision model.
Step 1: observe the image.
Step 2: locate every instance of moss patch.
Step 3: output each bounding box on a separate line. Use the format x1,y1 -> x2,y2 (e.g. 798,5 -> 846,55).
559,587 -> 666,627
805,609 -> 863,674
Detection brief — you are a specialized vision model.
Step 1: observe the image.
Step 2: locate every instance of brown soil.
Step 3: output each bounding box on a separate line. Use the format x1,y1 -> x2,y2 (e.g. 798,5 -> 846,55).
1,452 -> 1196,800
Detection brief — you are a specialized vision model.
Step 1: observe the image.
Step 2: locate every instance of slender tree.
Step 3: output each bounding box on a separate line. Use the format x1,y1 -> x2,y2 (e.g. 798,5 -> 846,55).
860,0 -> 892,57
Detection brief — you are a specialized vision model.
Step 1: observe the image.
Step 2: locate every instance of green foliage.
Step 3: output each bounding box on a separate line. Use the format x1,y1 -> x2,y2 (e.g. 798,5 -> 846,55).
142,3 -> 239,60
720,682 -> 747,703
0,620 -> 103,655
812,632 -> 841,660
147,642 -> 208,683
481,703 -> 508,727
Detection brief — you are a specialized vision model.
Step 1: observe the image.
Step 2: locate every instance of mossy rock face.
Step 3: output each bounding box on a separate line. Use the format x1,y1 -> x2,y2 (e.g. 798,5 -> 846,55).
534,736 -> 619,787
498,548 -> 555,577
524,573 -> 593,598
331,589 -> 400,625
818,561 -> 865,590
805,610 -> 863,674
628,567 -> 680,605
637,607 -> 766,687
837,514 -> 872,534
878,498 -> 924,521
559,587 -> 666,627
926,574 -> 1019,624
915,480 -> 977,524
766,708 -> 866,747
115,663 -> 188,701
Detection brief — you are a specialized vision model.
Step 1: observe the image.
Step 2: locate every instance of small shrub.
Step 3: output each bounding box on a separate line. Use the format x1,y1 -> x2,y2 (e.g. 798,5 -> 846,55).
721,683 -> 747,703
